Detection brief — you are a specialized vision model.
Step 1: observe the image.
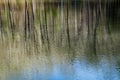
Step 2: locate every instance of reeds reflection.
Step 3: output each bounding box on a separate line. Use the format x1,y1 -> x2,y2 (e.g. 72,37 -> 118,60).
0,0 -> 120,80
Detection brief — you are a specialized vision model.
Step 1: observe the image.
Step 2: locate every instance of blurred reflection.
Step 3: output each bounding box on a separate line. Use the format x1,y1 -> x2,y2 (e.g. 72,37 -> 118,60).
0,1 -> 120,80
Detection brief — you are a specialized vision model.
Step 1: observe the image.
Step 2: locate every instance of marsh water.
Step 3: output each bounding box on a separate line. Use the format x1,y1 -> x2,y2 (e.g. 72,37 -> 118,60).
0,1 -> 120,80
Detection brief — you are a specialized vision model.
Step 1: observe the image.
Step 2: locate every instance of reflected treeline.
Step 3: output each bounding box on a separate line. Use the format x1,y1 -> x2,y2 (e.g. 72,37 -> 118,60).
0,0 -> 120,72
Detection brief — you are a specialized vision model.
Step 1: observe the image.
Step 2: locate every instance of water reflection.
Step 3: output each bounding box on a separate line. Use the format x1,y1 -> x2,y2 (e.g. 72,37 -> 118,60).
0,1 -> 120,80
5,55 -> 120,80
